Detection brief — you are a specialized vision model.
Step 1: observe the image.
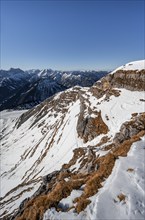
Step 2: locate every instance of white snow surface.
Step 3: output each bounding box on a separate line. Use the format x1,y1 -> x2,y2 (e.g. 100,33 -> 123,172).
0,98 -> 81,217
0,109 -> 27,130
88,89 -> 145,139
111,60 -> 145,74
0,78 -> 145,218
43,137 -> 145,220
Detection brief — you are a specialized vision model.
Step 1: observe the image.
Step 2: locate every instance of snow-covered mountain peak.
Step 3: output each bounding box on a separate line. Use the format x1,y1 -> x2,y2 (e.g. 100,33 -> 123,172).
37,69 -> 48,77
111,59 -> 145,74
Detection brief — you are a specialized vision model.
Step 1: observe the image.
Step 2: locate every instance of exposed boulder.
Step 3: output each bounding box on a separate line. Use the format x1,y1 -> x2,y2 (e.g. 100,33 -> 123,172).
113,113 -> 145,144
77,110 -> 108,143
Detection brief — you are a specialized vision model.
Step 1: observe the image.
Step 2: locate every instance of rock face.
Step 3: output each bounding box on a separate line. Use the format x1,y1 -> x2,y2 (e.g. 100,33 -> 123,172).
113,113 -> 145,144
108,70 -> 145,91
89,69 -> 145,102
89,77 -> 121,100
76,91 -> 108,143
77,111 -> 108,143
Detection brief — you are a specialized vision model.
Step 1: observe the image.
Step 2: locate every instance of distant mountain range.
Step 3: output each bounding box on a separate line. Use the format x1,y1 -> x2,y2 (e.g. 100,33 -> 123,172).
0,68 -> 108,110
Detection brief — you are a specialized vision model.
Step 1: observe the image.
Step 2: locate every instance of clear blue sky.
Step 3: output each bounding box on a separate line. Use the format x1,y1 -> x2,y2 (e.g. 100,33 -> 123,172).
1,0 -> 144,71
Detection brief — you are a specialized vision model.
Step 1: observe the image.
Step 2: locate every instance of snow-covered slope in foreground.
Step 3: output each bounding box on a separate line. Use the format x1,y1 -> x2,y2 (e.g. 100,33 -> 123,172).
89,137 -> 145,220
43,137 -> 145,220
0,60 -> 145,220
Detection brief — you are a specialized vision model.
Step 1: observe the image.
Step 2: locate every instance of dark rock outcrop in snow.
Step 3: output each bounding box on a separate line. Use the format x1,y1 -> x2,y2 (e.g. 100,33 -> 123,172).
113,113 -> 145,144
77,111 -> 108,143
109,69 -> 145,91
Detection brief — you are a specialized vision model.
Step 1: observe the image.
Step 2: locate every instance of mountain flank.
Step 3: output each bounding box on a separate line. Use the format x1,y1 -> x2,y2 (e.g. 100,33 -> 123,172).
0,60 -> 145,220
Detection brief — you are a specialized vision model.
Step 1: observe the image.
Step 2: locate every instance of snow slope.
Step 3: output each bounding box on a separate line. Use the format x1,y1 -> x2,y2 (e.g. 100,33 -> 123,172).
1,88 -> 145,218
89,137 -> 145,220
0,60 -> 145,219
111,60 -> 145,74
0,89 -> 82,217
43,137 -> 145,220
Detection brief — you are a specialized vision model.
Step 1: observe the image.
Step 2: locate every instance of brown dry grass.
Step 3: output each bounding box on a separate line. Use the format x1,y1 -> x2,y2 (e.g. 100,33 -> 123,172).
93,111 -> 109,135
62,148 -> 85,170
117,193 -> 126,202
16,178 -> 86,220
84,153 -> 116,197
131,113 -> 138,117
113,136 -> 141,157
103,143 -> 115,151
95,136 -> 110,148
75,198 -> 91,213
74,130 -> 145,213
15,126 -> 145,219
127,168 -> 134,172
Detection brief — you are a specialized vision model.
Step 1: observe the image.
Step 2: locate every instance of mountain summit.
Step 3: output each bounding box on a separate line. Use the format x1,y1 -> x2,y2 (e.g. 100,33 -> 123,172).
0,60 -> 145,220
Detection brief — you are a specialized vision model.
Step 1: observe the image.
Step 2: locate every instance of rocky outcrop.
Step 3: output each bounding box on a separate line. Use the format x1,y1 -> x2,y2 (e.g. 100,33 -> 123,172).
109,70 -> 145,91
90,70 -> 145,100
77,91 -> 109,143
113,113 -> 145,144
89,77 -> 121,100
83,112 -> 108,142
77,110 -> 108,143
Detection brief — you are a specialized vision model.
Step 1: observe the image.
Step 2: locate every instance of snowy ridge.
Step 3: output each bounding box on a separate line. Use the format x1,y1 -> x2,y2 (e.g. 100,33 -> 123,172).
0,60 -> 145,220
111,60 -> 145,74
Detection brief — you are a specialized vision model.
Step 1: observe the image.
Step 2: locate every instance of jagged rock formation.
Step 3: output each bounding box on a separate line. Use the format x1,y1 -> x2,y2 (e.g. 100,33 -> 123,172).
77,110 -> 108,143
76,91 -> 109,143
113,113 -> 145,144
107,69 -> 145,91
90,69 -> 145,101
